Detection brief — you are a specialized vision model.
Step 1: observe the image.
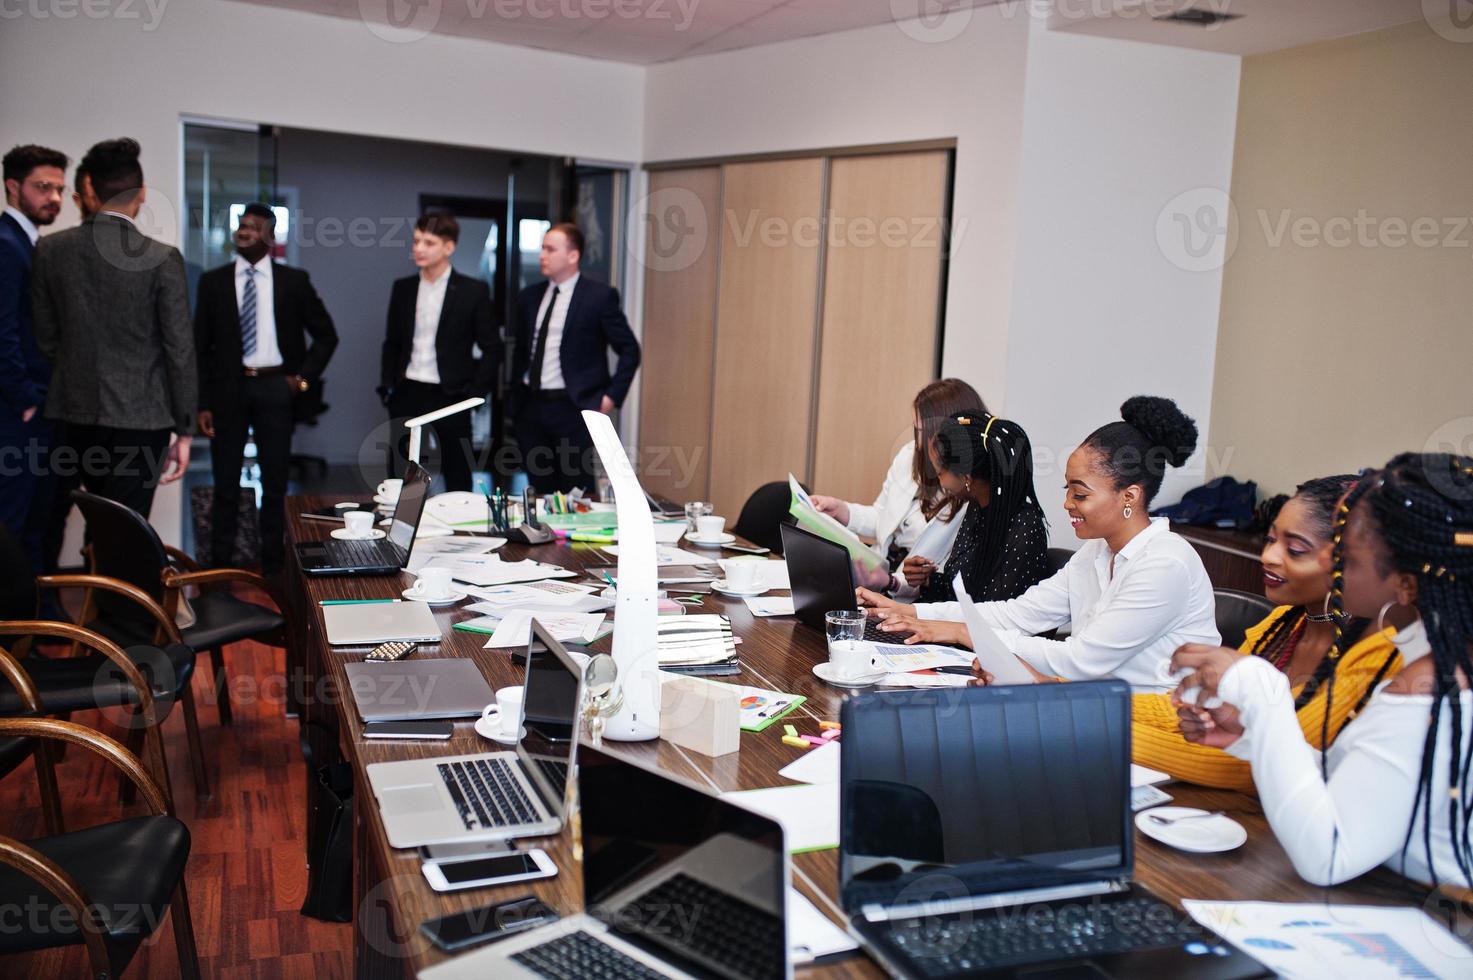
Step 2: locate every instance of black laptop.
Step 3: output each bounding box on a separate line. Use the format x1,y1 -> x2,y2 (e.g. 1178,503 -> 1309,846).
780,522 -> 913,642
838,682 -> 1271,980
295,462 -> 431,575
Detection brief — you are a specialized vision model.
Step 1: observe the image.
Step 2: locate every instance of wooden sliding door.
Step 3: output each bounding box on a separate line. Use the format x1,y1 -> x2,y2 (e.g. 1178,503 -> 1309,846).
811,151 -> 948,504
636,167 -> 722,502
707,158 -> 825,519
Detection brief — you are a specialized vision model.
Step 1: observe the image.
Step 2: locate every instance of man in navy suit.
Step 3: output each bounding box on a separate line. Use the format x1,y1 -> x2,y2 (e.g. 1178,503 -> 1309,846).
0,144 -> 67,573
510,223 -> 640,493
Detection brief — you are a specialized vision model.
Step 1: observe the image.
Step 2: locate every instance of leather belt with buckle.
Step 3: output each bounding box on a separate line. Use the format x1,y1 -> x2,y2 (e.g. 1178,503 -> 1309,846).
243,366 -> 288,378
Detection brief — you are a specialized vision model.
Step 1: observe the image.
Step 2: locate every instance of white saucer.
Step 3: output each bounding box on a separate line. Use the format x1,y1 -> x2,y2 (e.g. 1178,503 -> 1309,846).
686,532 -> 737,547
473,716 -> 526,745
812,661 -> 886,688
1135,807 -> 1247,853
401,587 -> 467,606
711,579 -> 767,598
330,527 -> 386,541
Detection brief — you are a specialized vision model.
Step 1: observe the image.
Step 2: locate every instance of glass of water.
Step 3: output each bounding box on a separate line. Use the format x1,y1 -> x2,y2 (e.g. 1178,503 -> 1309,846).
684,501 -> 713,533
825,609 -> 866,648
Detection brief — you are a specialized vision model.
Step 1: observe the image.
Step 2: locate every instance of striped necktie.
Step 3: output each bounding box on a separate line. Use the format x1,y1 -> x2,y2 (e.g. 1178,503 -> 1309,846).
241,266 -> 258,357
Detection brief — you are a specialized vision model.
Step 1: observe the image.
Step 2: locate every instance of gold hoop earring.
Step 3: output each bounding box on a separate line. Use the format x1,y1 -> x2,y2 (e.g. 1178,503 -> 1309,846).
1123,505 -> 1133,520
1375,600 -> 1397,634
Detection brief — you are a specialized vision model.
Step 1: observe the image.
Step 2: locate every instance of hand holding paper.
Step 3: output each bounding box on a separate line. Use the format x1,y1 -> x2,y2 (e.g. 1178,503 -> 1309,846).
954,573 -> 1037,686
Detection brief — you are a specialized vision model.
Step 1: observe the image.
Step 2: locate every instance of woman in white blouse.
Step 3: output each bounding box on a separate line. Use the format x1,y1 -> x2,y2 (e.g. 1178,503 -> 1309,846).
859,396 -> 1218,693
1174,452 -> 1473,890
810,378 -> 986,597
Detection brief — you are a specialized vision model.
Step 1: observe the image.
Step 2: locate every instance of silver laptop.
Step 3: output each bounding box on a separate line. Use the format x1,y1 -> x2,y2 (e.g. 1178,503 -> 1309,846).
420,744 -> 791,980
366,619 -> 585,848
344,659 -> 495,723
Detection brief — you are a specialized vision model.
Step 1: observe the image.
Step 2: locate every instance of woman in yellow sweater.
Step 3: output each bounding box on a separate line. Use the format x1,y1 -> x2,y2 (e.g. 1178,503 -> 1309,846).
1133,475 -> 1402,792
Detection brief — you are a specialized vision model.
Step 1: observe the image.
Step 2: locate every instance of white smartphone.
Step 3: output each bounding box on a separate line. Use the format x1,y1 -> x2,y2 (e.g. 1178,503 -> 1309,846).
421,849 -> 558,893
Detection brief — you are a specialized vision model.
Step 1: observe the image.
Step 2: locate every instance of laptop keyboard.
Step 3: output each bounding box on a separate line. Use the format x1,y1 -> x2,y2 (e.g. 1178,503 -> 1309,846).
512,931 -> 666,980
535,757 -> 569,792
327,537 -> 392,567
618,872 -> 783,979
437,759 -> 539,830
864,620 -> 913,643
882,896 -> 1205,976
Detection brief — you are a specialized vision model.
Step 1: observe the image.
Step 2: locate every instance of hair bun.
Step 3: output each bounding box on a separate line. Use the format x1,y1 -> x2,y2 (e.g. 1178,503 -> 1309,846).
1120,396 -> 1198,469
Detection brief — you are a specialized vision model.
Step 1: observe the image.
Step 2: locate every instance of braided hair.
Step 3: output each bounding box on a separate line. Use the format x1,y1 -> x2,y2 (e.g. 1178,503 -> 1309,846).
930,413 -> 1046,593
1325,453 -> 1473,889
1246,474 -> 1373,712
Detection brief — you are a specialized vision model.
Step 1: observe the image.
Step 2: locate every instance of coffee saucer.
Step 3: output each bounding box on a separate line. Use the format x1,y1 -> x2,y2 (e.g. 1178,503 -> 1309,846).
474,716 -> 526,745
330,528 -> 386,541
812,662 -> 886,688
401,587 -> 467,606
686,532 -> 737,547
711,579 -> 766,598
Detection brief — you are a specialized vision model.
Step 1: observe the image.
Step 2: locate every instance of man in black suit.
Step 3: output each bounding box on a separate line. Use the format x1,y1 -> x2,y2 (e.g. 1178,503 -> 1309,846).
510,223 -> 640,494
195,202 -> 337,572
379,213 -> 496,492
0,144 -> 67,573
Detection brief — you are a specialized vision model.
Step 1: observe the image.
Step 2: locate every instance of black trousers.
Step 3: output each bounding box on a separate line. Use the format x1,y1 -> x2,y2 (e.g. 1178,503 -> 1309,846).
388,380 -> 474,492
0,410 -> 50,575
211,375 -> 295,571
514,391 -> 596,495
42,423 -> 171,573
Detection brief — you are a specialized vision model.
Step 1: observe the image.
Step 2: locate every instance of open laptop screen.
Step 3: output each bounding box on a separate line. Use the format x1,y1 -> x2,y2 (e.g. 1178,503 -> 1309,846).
387,462 -> 430,554
839,682 -> 1132,912
514,621 -> 585,821
578,746 -> 788,980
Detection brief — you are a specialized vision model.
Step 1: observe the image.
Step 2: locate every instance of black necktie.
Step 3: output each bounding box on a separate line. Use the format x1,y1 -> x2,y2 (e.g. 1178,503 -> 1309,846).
527,286 -> 558,393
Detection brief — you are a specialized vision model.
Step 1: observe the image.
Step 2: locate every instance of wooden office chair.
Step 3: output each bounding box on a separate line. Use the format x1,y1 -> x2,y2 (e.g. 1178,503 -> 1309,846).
1213,588 -> 1277,650
70,490 -> 285,729
733,481 -> 805,555
0,651 -> 63,836
0,717 -> 199,979
0,524 -> 195,804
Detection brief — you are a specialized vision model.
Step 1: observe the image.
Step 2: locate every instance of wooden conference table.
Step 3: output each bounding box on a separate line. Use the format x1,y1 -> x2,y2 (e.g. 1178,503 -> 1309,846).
283,497 -> 1431,978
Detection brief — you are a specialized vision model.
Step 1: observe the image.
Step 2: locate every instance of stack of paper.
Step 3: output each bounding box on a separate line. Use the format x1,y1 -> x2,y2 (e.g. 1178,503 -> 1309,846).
431,555 -> 579,587
481,610 -> 608,648
658,615 -> 738,674
787,474 -> 887,574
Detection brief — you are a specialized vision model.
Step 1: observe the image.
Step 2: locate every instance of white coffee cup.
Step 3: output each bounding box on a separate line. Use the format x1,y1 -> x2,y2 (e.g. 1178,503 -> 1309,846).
695,515 -> 726,540
481,685 -> 524,738
719,558 -> 764,592
377,478 -> 403,501
828,639 -> 872,679
343,511 -> 375,538
410,566 -> 454,600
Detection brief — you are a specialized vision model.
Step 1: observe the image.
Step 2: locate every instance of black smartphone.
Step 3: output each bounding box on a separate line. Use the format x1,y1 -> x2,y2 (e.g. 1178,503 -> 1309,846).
932,665 -> 976,676
362,721 -> 454,740
723,543 -> 770,555
419,895 -> 559,952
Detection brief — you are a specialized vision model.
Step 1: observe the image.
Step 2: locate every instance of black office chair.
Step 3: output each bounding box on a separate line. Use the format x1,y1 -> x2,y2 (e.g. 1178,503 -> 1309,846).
0,652 -> 62,836
1046,547 -> 1075,576
1213,588 -> 1276,650
0,716 -> 199,979
71,491 -> 285,732
733,481 -> 805,555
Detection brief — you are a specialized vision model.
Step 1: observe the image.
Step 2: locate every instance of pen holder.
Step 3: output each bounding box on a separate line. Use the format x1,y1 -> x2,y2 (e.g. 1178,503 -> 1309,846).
659,677 -> 739,757
493,524 -> 557,545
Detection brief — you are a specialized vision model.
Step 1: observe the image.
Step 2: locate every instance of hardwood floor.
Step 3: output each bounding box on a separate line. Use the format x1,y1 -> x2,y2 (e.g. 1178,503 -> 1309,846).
1,623 -> 354,978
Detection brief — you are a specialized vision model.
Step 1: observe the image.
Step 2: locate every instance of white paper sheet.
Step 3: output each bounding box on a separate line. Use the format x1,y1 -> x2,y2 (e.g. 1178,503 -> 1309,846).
744,596 -> 796,617
464,580 -> 598,608
1182,901 -> 1473,979
865,642 -> 974,673
434,555 -> 578,586
405,535 -> 504,572
604,545 -> 717,566
653,521 -> 688,544
954,573 -> 1037,685
482,610 -> 607,648
1132,764 -> 1171,787
778,739 -> 840,784
724,783 -> 839,853
788,889 -> 858,964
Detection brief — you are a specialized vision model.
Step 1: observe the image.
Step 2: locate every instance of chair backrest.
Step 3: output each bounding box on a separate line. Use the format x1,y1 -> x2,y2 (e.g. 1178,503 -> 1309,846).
1046,547 -> 1075,576
1213,588 -> 1277,650
733,481 -> 802,555
70,490 -> 171,603
0,524 -> 38,621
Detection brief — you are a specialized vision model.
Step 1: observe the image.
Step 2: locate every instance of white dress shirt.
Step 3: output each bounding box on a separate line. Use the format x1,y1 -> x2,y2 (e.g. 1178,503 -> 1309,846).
406,265 -> 451,384
1218,650 -> 1472,887
236,255 -> 281,369
527,273 -> 579,390
917,516 -> 1219,691
4,206 -> 40,245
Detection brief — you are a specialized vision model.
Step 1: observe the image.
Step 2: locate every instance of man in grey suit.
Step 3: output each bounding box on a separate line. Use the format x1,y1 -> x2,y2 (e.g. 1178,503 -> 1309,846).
32,138 -> 195,564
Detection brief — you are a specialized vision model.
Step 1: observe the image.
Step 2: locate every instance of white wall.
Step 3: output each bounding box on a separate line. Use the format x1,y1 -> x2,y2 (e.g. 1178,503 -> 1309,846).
643,7 -> 1034,411
1004,29 -> 1241,542
0,0 -> 647,249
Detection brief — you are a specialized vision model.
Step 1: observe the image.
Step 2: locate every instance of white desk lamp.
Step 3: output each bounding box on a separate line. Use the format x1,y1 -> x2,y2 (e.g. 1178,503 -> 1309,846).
404,397 -> 485,467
